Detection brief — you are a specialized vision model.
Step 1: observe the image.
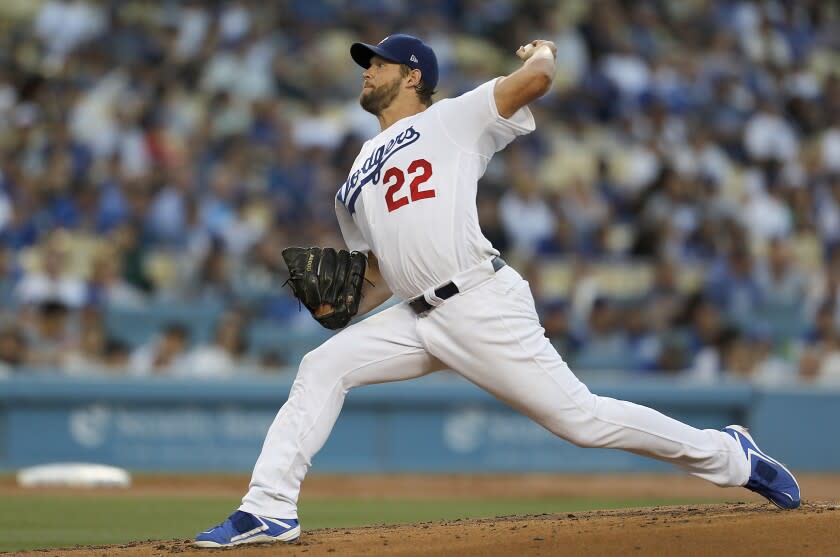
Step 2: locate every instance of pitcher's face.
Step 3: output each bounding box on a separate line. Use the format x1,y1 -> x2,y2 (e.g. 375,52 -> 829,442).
360,56 -> 403,115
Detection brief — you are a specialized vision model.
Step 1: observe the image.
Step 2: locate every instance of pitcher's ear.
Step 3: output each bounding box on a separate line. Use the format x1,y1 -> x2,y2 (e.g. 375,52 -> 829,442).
406,68 -> 422,87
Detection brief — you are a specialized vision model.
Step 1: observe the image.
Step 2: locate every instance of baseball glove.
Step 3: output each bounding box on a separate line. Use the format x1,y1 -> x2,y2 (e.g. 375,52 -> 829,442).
281,247 -> 367,330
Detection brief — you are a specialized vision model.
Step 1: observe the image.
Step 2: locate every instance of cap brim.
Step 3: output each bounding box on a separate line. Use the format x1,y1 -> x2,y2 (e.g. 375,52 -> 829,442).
350,42 -> 398,69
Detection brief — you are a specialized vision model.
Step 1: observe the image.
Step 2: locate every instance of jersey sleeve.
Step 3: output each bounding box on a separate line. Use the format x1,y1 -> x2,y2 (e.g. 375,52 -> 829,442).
335,197 -> 371,253
436,77 -> 536,156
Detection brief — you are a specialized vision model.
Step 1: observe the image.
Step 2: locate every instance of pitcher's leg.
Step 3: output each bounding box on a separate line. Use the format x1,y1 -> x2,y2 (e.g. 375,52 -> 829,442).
421,268 -> 749,487
241,304 -> 441,518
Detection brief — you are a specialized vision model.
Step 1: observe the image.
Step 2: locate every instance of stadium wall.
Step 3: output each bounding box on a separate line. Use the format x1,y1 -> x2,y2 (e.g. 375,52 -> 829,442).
0,375 -> 835,472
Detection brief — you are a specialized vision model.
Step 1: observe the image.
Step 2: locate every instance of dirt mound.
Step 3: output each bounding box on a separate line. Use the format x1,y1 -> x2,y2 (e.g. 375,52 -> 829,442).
5,502 -> 837,557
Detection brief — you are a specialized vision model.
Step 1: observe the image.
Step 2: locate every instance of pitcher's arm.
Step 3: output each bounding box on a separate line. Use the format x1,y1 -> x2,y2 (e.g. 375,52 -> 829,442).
353,252 -> 393,316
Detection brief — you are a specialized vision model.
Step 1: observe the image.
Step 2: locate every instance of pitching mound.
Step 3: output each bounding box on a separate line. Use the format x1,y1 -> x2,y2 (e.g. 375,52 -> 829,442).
5,502 -> 837,557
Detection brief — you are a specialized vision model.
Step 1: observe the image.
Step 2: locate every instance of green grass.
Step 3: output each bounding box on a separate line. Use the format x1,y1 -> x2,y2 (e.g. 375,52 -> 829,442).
0,494 -> 723,552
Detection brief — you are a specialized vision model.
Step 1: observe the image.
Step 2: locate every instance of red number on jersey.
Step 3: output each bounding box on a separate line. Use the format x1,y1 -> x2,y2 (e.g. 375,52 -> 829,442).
408,159 -> 435,201
383,159 -> 435,213
384,167 -> 409,212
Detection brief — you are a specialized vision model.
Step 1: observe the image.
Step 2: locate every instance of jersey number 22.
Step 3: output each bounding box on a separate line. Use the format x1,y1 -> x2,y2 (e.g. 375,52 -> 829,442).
384,159 -> 435,212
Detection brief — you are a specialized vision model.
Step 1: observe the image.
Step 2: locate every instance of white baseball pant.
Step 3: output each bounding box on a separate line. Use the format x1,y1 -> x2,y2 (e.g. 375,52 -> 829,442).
240,261 -> 750,519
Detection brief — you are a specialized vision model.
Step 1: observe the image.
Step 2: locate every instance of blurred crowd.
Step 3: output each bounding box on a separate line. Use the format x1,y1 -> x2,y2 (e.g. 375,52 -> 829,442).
1,0 -> 840,384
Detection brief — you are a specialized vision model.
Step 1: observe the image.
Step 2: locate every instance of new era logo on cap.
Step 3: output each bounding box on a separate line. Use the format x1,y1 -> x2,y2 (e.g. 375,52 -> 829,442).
350,34 -> 439,90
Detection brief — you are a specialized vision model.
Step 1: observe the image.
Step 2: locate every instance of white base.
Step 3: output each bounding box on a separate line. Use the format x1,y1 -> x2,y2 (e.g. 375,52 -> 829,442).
16,462 -> 131,488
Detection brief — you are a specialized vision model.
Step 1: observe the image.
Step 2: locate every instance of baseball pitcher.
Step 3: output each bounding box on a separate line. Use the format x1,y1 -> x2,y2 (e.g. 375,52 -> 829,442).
195,34 -> 799,548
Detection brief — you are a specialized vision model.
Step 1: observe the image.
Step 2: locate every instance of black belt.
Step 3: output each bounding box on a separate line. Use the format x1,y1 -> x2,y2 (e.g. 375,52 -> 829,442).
408,256 -> 506,315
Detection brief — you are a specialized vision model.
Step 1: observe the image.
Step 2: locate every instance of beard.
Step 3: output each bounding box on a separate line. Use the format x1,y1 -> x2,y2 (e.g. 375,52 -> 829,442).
360,75 -> 402,115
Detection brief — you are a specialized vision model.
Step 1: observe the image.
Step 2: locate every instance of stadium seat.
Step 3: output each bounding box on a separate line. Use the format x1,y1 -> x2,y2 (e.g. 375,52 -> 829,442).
104,302 -> 225,348
748,301 -> 810,342
246,320 -> 333,366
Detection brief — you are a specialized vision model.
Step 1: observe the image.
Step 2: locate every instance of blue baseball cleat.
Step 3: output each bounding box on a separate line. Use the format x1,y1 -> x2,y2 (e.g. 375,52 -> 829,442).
194,510 -> 300,548
723,425 -> 800,510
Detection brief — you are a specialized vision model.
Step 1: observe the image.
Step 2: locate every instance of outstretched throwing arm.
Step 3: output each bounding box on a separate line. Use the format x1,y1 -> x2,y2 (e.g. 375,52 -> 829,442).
494,39 -> 557,118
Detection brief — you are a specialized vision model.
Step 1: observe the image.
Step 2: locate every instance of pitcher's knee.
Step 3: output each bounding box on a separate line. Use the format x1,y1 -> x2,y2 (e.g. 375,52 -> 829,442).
563,430 -> 602,449
298,347 -> 334,380
298,348 -> 322,372
543,400 -> 608,448
546,418 -> 598,448
297,346 -> 357,390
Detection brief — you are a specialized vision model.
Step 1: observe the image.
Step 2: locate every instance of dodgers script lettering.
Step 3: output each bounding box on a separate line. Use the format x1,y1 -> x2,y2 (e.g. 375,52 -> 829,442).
336,126 -> 421,214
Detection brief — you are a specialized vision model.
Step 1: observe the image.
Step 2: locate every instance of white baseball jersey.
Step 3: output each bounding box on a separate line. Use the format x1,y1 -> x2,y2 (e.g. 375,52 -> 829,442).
335,77 -> 535,300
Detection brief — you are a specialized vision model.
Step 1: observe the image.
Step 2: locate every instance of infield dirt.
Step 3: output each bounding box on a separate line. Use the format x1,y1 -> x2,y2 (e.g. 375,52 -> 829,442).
3,474 -> 839,556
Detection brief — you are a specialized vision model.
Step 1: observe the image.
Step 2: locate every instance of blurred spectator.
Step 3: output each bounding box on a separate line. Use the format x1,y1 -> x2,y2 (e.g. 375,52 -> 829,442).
146,166 -> 194,247
85,245 -> 146,308
704,245 -> 762,323
557,177 -> 610,244
739,176 -> 794,242
103,339 -> 131,369
755,237 -> 809,306
477,192 -> 510,256
63,310 -> 113,375
258,350 -> 285,373
574,297 -> 630,371
645,257 -> 682,333
640,169 -> 703,258
740,11 -> 792,68
0,324 -> 28,374
14,231 -> 85,308
606,61 -> 649,106
743,326 -> 796,385
718,329 -> 754,380
231,227 -> 302,321
536,215 -> 577,256
181,311 -> 249,378
622,301 -> 661,372
822,114 -> 840,174
801,300 -> 837,351
800,334 -> 840,386
0,245 -> 21,313
171,0 -> 213,63
24,299 -> 77,368
181,237 -> 235,304
129,322 -> 190,376
110,221 -> 154,294
684,295 -> 730,382
815,174 -> 840,245
201,163 -> 241,240
35,0 -> 106,66
743,99 -> 798,164
499,171 -> 554,256
541,299 -> 581,363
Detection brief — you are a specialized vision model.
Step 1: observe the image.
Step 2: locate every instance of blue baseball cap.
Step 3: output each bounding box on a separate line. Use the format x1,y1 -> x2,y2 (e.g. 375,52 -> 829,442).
351,34 -> 438,90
